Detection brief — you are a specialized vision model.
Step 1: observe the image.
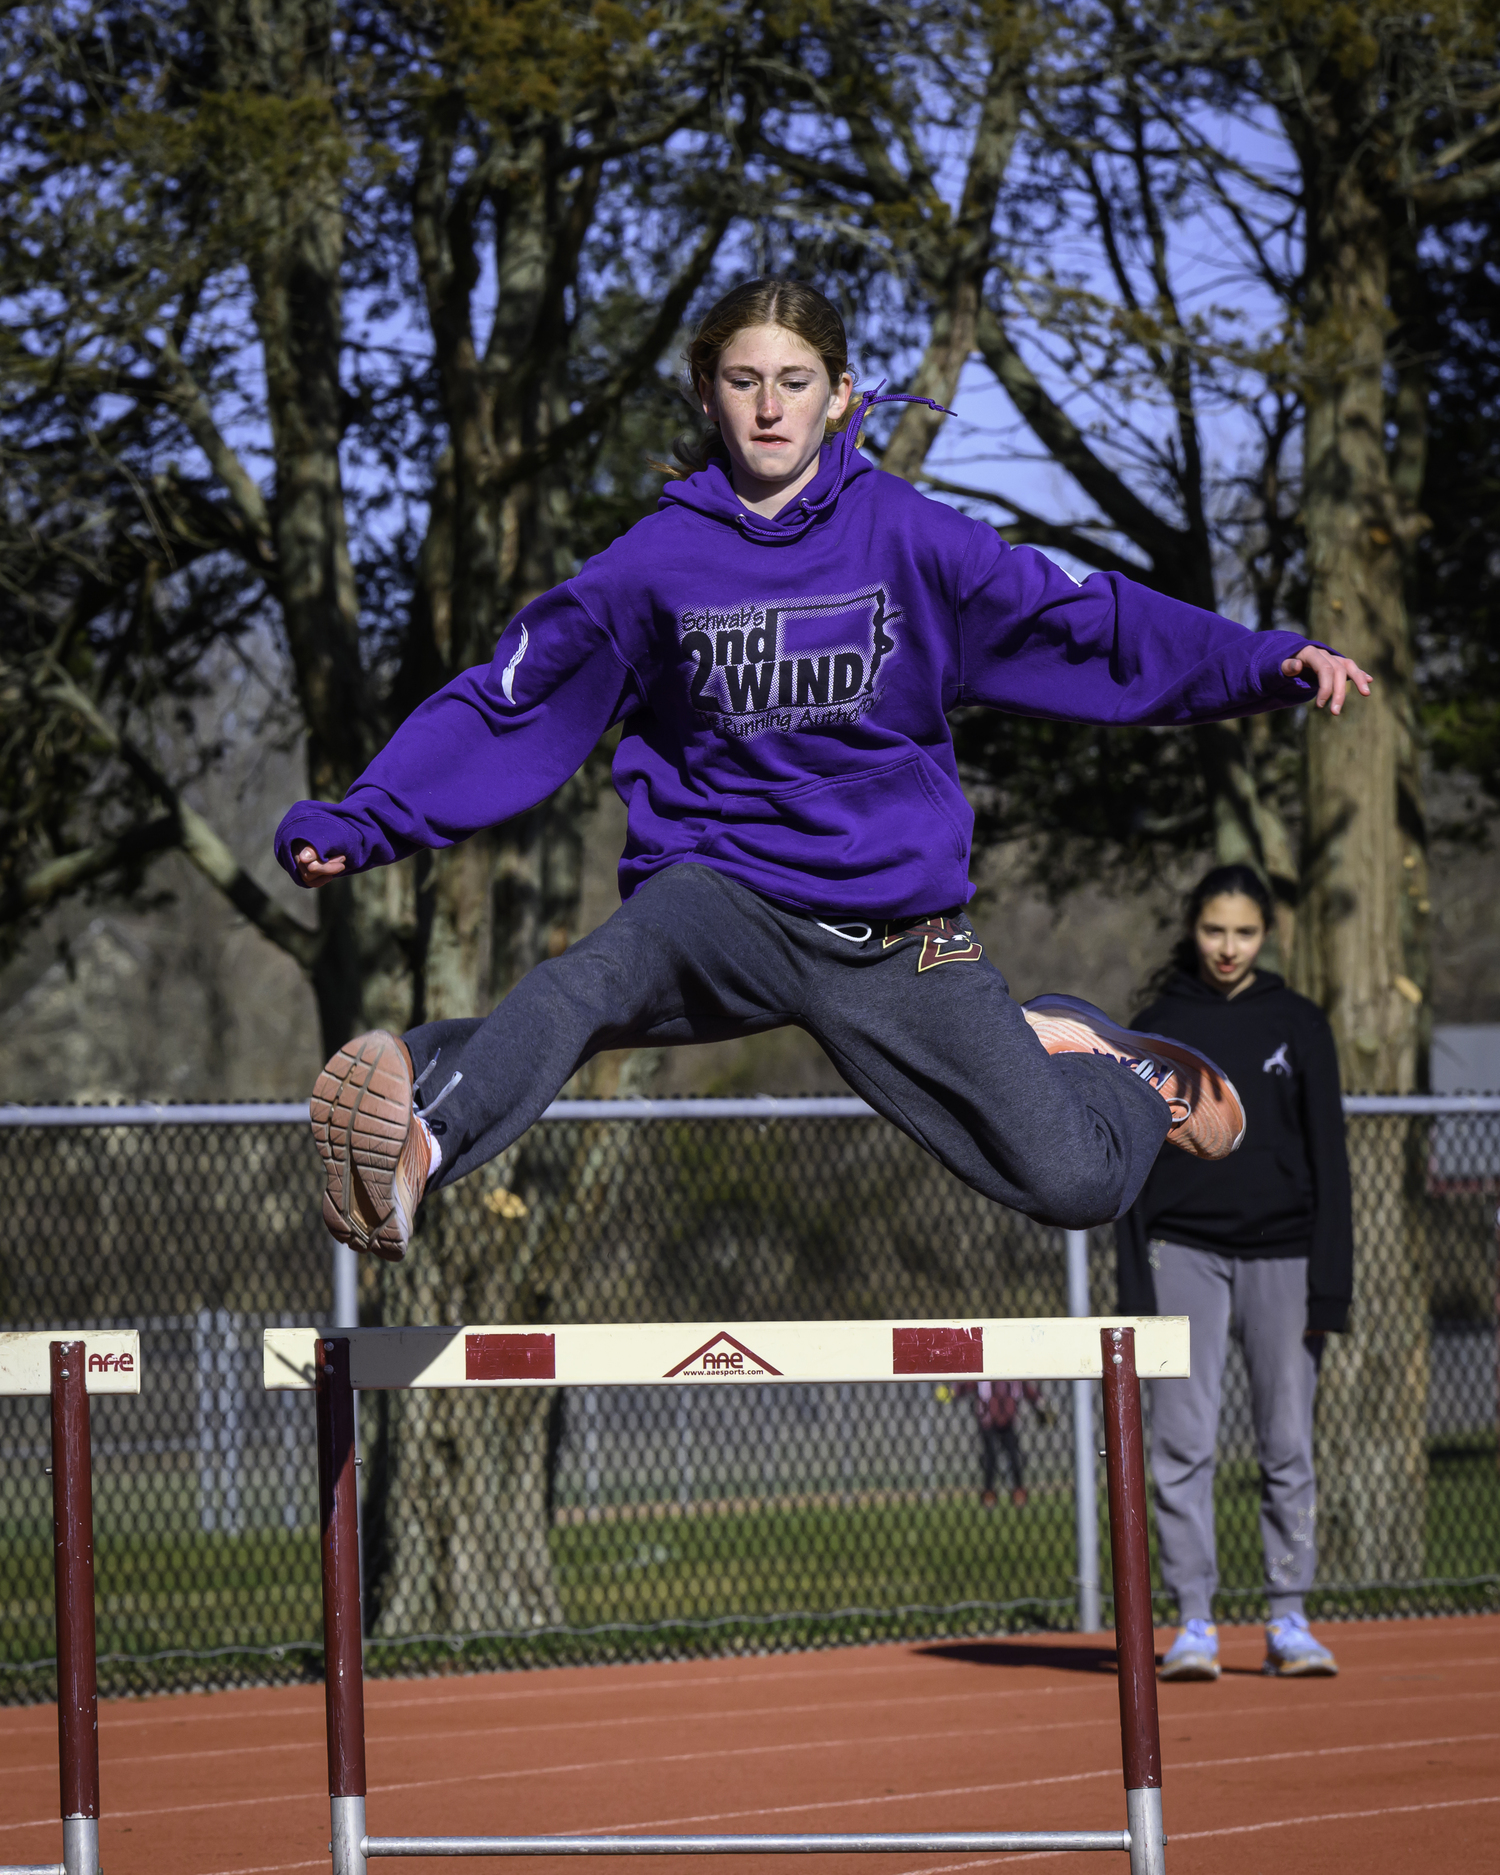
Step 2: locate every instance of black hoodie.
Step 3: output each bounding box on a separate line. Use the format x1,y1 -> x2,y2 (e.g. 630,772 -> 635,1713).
1114,970 -> 1353,1334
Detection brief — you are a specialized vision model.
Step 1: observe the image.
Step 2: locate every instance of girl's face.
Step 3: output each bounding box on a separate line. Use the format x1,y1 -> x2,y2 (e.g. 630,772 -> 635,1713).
1194,892 -> 1268,997
699,323 -> 854,502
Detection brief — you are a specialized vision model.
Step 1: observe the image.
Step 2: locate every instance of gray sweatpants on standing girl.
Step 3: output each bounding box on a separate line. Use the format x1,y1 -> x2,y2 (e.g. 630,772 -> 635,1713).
402,861 -> 1172,1226
1150,1239 -> 1322,1621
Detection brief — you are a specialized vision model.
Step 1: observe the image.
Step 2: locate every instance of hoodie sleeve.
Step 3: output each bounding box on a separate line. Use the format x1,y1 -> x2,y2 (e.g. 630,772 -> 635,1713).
1299,1007 -> 1354,1334
274,586 -> 638,881
955,531 -> 1324,724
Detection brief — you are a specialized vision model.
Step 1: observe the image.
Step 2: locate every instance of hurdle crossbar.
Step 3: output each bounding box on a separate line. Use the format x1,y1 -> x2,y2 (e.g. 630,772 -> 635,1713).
0,1332 -> 140,1875
278,1318 -> 1179,1875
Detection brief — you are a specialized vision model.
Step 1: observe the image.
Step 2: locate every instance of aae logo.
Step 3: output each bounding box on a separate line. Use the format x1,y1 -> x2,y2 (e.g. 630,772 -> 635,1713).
87,1350 -> 134,1374
664,1332 -> 783,1381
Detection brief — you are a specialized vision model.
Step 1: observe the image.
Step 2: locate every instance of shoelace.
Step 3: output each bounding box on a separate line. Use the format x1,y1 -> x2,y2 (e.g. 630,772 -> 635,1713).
412,1049 -> 464,1116
1121,1051 -> 1191,1123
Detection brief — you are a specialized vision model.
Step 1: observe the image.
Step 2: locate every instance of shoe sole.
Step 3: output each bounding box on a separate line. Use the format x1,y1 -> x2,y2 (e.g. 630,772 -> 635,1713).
1159,1657 -> 1221,1682
1263,1656 -> 1338,1677
311,1031 -> 415,1262
1023,994 -> 1246,1160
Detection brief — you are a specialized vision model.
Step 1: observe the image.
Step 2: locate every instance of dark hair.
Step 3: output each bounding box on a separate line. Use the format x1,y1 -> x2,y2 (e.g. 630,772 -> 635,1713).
668,277 -> 856,474
1141,864 -> 1275,1003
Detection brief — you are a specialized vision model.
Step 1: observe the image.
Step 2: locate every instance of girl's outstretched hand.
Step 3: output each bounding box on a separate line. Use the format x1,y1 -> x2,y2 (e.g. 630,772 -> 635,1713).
1281,645 -> 1373,715
293,842 -> 348,888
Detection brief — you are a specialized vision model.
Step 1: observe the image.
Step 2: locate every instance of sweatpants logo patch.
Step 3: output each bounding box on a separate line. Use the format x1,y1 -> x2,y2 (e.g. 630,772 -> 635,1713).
882,916 -> 983,972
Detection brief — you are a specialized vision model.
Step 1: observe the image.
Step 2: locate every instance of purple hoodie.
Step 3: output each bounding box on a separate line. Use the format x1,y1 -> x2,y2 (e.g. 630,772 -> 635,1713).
276,401 -> 1320,919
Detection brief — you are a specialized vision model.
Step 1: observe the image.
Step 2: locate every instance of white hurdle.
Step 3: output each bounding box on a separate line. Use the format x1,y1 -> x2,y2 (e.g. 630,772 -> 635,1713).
265,1316 -> 1187,1875
0,1331 -> 140,1875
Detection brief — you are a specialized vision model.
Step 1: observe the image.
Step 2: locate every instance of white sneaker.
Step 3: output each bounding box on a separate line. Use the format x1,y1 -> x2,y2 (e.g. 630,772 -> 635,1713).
1263,1612 -> 1338,1677
1159,1618 -> 1221,1681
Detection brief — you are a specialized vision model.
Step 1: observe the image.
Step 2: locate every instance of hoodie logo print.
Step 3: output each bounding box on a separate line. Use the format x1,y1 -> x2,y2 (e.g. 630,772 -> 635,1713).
679,586 -> 900,738
500,622 -> 529,704
1263,1041 -> 1292,1076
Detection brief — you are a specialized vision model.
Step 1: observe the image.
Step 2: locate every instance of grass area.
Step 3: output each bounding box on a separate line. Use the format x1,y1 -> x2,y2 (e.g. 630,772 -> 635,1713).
550,1486 -> 1080,1626
3,1442 -> 1496,1699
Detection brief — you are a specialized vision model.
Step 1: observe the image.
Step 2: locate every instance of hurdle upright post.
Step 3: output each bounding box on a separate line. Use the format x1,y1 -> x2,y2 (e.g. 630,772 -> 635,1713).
1100,1325 -> 1165,1875
316,1337 -> 367,1875
50,1340 -> 102,1875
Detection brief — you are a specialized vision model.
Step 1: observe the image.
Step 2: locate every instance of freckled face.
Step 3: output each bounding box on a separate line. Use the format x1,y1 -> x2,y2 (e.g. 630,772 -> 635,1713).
699,323 -> 854,497
1194,892 -> 1268,996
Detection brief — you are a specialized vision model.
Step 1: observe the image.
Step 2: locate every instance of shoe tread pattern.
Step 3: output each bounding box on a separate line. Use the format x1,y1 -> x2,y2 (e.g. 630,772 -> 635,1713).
310,1032 -> 416,1261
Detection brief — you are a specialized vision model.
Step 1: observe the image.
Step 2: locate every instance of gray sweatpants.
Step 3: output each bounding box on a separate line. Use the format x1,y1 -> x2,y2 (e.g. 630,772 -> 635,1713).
403,862 -> 1170,1226
1150,1240 -> 1321,1621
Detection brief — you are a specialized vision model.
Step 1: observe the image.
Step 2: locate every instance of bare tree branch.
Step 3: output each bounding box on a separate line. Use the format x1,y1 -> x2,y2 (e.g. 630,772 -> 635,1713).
916,473 -> 1155,580
1409,154 -> 1500,214
36,670 -> 320,971
882,41 -> 1023,480
975,303 -> 1191,574
1,816 -> 179,923
152,337 -> 276,559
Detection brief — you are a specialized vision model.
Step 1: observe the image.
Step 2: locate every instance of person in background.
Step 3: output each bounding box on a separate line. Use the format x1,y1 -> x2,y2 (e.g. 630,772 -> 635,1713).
952,1379 -> 1050,1507
1116,864 -> 1352,1681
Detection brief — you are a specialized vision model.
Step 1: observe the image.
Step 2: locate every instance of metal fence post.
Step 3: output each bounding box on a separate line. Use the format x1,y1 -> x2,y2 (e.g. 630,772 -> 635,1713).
1066,1229 -> 1102,1632
331,1237 -> 359,1331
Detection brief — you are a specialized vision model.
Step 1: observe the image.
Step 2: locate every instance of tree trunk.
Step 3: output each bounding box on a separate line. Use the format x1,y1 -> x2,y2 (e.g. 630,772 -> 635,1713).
1291,171 -> 1422,1089
1282,73 -> 1428,1585
362,1102 -> 652,1641
880,46 -> 1020,481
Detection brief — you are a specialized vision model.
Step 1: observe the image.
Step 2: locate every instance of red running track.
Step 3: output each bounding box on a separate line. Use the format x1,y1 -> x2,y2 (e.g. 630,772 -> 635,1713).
1,1616 -> 1496,1875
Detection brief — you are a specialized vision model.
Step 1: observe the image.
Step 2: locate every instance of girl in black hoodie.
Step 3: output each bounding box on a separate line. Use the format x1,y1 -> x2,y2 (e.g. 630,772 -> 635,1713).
1116,865 -> 1352,1682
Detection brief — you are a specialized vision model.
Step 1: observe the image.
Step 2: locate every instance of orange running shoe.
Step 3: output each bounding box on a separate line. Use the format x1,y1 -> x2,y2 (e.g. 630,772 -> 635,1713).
1022,994 -> 1245,1161
311,1030 -> 430,1261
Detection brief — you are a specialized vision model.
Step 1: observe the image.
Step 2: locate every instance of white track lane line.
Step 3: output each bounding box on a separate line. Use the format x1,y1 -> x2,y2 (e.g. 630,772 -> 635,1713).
5,1637 -> 1496,1742
566,1731 -> 1500,1836
9,1675 -> 1487,1788
913,1792 -> 1500,1872
0,1684 -> 1124,1777
4,1645 -> 1497,1773
185,1778 -> 1500,1875
184,1762 -> 1500,1875
7,1717 -> 1494,1844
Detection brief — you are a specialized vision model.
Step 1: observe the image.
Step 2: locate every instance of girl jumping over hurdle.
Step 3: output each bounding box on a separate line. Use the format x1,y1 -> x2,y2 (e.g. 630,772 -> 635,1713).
274,277 -> 1369,1263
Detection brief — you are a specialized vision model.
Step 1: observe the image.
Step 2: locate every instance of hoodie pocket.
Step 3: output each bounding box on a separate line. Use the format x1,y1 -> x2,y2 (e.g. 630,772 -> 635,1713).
695,754 -> 971,887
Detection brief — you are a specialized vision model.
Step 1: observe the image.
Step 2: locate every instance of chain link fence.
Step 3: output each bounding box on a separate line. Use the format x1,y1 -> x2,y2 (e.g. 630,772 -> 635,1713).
2,1098 -> 1496,1702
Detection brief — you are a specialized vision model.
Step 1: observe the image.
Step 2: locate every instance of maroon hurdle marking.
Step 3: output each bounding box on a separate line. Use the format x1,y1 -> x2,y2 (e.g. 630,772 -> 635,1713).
467,1332 -> 557,1382
1100,1325 -> 1163,1796
316,1336 -> 367,1807
891,1326 -> 984,1374
51,1340 -> 101,1832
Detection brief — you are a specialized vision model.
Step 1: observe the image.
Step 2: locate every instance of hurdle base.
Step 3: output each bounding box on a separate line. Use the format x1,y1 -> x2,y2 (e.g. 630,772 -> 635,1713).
361,1832 -> 1132,1857
333,1796 -> 368,1875
1125,1789 -> 1165,1875
0,1861 -> 66,1874
60,1819 -> 99,1875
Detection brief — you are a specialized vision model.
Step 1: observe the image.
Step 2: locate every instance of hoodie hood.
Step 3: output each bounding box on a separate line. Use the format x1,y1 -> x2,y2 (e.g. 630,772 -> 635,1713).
659,385 -> 954,541
1154,968 -> 1289,1007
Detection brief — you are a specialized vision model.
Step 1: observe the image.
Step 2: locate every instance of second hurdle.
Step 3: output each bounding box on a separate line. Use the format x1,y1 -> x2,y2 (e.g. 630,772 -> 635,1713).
263,1315 -> 1188,1875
